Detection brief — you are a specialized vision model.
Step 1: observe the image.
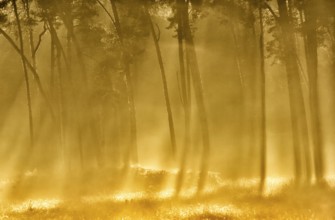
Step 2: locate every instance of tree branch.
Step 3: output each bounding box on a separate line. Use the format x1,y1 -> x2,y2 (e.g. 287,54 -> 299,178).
0,28 -> 55,119
155,23 -> 160,42
263,2 -> 279,21
33,23 -> 47,56
96,0 -> 117,27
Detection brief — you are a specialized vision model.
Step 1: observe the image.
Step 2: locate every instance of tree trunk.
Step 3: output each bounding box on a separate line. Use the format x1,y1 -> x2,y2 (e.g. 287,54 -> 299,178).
143,5 -> 177,158
174,0 -> 191,196
181,0 -> 211,193
259,0 -> 267,194
297,8 -> 313,184
23,0 -> 37,69
12,0 -> 34,149
110,0 -> 138,167
277,0 -> 310,184
304,0 -> 324,184
62,15 -> 88,86
55,43 -> 66,164
46,17 -> 71,73
50,35 -> 56,91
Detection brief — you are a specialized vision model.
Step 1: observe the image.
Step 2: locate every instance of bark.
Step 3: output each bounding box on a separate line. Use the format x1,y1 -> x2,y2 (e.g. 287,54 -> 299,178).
50,35 -> 56,91
110,0 -> 138,167
175,0 -> 191,196
290,1 -> 312,184
259,0 -> 267,194
304,0 -> 324,183
277,0 -> 309,184
181,0 -> 211,193
23,0 -> 36,69
63,18 -> 88,85
46,15 -> 74,167
46,18 -> 71,72
12,0 -> 34,149
143,5 -> 177,158
55,43 -> 66,163
230,22 -> 245,88
229,0 -> 247,178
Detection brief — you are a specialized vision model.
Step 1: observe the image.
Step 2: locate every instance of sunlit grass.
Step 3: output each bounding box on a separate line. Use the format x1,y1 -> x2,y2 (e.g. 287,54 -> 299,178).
11,199 -> 61,213
166,204 -> 242,219
1,167 -> 335,219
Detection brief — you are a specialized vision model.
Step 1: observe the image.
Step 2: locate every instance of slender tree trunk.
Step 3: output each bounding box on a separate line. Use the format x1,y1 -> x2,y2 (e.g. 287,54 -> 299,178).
174,0 -> 191,196
304,0 -> 324,184
143,5 -> 177,158
241,1 -> 258,178
111,104 -> 121,167
23,0 -> 37,69
66,30 -> 72,76
229,1 -> 247,178
181,0 -> 211,193
12,0 -> 34,149
45,17 -> 71,73
62,15 -> 88,85
65,18 -> 87,170
259,0 -> 267,194
277,0 -> 310,184
110,0 -> 138,167
290,3 -> 312,184
46,16 -> 74,167
50,35 -> 56,91
45,20 -> 73,148
230,22 -> 245,88
333,17 -> 335,81
55,44 -> 66,163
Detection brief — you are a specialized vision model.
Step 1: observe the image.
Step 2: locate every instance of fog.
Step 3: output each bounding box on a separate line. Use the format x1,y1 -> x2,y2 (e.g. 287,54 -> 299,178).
0,0 -> 335,219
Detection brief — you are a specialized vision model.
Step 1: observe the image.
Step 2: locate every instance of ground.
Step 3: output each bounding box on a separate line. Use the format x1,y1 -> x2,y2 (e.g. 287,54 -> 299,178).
1,167 -> 334,219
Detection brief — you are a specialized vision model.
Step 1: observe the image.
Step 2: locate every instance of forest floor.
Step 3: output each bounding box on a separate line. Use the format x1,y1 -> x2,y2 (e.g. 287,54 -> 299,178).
0,166 -> 335,219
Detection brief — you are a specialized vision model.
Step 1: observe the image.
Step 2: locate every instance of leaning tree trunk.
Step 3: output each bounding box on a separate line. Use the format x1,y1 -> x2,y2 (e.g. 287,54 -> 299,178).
12,0 -> 34,149
110,0 -> 138,167
143,4 -> 177,158
258,0 -> 267,194
181,0 -> 211,194
0,27 -> 54,119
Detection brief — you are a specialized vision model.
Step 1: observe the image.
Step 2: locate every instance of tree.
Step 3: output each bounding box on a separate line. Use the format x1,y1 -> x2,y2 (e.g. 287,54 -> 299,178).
303,0 -> 324,184
179,0 -> 211,193
11,0 -> 34,149
174,0 -> 191,195
109,0 -> 139,167
143,3 -> 177,158
276,0 -> 310,184
258,0 -> 266,194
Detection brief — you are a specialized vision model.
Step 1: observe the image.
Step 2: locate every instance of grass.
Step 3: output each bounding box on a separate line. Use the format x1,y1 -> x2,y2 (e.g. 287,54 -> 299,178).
1,167 -> 335,219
